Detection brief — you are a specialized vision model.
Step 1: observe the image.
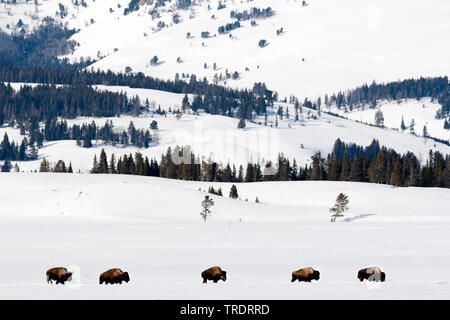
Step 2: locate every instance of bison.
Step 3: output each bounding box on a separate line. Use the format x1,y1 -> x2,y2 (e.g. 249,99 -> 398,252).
46,267 -> 72,285
291,267 -> 320,282
201,266 -> 227,284
99,268 -> 130,285
357,266 -> 386,282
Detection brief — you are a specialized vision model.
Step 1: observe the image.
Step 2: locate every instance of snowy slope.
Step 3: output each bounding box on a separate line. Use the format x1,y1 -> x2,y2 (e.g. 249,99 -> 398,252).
4,104 -> 449,173
328,98 -> 449,141
71,0 -> 450,99
1,83 -> 447,173
2,0 -> 449,99
0,173 -> 449,299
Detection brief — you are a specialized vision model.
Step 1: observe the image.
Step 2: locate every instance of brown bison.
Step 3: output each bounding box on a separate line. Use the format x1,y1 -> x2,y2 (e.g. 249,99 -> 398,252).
357,266 -> 386,282
291,267 -> 320,282
46,267 -> 72,285
99,268 -> 130,285
201,266 -> 227,284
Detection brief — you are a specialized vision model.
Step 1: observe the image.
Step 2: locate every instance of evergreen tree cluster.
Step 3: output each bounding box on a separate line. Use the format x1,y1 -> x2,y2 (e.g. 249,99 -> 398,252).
90,141 -> 450,188
230,7 -> 274,21
0,60 -> 271,121
326,77 -> 450,119
0,19 -> 78,67
208,185 -> 223,196
39,158 -> 73,173
91,149 -> 160,176
40,119 -> 153,149
0,83 -> 131,123
218,21 -> 241,34
0,133 -> 35,161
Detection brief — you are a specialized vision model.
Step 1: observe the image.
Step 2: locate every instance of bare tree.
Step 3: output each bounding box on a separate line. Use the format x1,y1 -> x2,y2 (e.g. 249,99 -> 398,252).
330,193 -> 350,222
201,195 -> 215,222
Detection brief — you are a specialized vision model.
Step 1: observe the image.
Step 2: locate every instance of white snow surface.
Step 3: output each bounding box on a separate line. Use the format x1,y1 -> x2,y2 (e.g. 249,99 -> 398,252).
328,98 -> 449,142
2,0 -> 449,98
0,173 -> 449,299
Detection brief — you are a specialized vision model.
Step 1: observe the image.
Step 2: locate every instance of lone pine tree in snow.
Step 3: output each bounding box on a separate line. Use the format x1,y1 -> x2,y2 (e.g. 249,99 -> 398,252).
229,184 -> 239,199
410,119 -> 416,134
201,195 -> 214,222
330,193 -> 350,222
400,116 -> 406,131
237,118 -> 246,129
375,110 -> 384,127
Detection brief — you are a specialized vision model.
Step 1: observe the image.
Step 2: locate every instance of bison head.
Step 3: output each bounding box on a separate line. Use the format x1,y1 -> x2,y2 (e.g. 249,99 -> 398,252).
65,272 -> 73,282
122,272 -> 130,283
357,270 -> 365,281
380,272 -> 386,282
313,270 -> 320,280
221,271 -> 227,282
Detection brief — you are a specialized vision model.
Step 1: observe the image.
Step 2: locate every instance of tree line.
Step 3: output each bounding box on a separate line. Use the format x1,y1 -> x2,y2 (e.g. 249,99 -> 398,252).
324,77 -> 450,120
88,140 -> 449,188
40,119 -> 154,149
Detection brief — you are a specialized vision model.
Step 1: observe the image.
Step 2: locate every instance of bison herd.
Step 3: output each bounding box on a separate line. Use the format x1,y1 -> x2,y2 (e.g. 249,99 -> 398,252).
46,265 -> 386,285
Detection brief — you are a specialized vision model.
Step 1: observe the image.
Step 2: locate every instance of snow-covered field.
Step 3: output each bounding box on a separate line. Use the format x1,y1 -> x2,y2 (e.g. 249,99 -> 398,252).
0,173 -> 449,299
329,98 -> 449,141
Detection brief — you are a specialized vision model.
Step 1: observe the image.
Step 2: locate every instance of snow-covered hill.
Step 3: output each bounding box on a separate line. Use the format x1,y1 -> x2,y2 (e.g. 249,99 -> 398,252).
2,0 -> 449,99
1,83 -> 449,173
0,173 -> 449,299
328,98 -> 449,141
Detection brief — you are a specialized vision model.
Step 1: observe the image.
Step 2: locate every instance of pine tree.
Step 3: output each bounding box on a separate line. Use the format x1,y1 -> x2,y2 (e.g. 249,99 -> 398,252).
340,152 -> 350,181
375,110 -> 384,127
390,158 -> 403,186
444,119 -> 450,130
68,162 -> 73,173
409,119 -> 415,134
245,163 -> 254,182
53,160 -> 67,173
91,155 -> 99,173
200,195 -> 214,222
237,118 -> 246,129
98,149 -> 108,173
238,165 -> 244,182
330,193 -> 350,222
422,125 -> 428,138
109,154 -> 117,174
39,158 -> 51,172
400,116 -> 406,131
229,184 -> 239,199
150,120 -> 159,130
1,159 -> 12,172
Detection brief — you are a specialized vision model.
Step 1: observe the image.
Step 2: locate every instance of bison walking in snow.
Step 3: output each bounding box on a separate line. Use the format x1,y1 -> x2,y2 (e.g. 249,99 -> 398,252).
201,266 -> 227,284
357,266 -> 386,282
291,267 -> 320,282
99,268 -> 130,285
46,267 -> 72,284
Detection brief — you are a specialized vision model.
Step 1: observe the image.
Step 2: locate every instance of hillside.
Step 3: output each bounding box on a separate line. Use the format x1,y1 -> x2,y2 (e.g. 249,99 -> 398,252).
1,0 -> 449,99
1,83 -> 448,173
0,173 -> 449,299
328,98 -> 449,141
